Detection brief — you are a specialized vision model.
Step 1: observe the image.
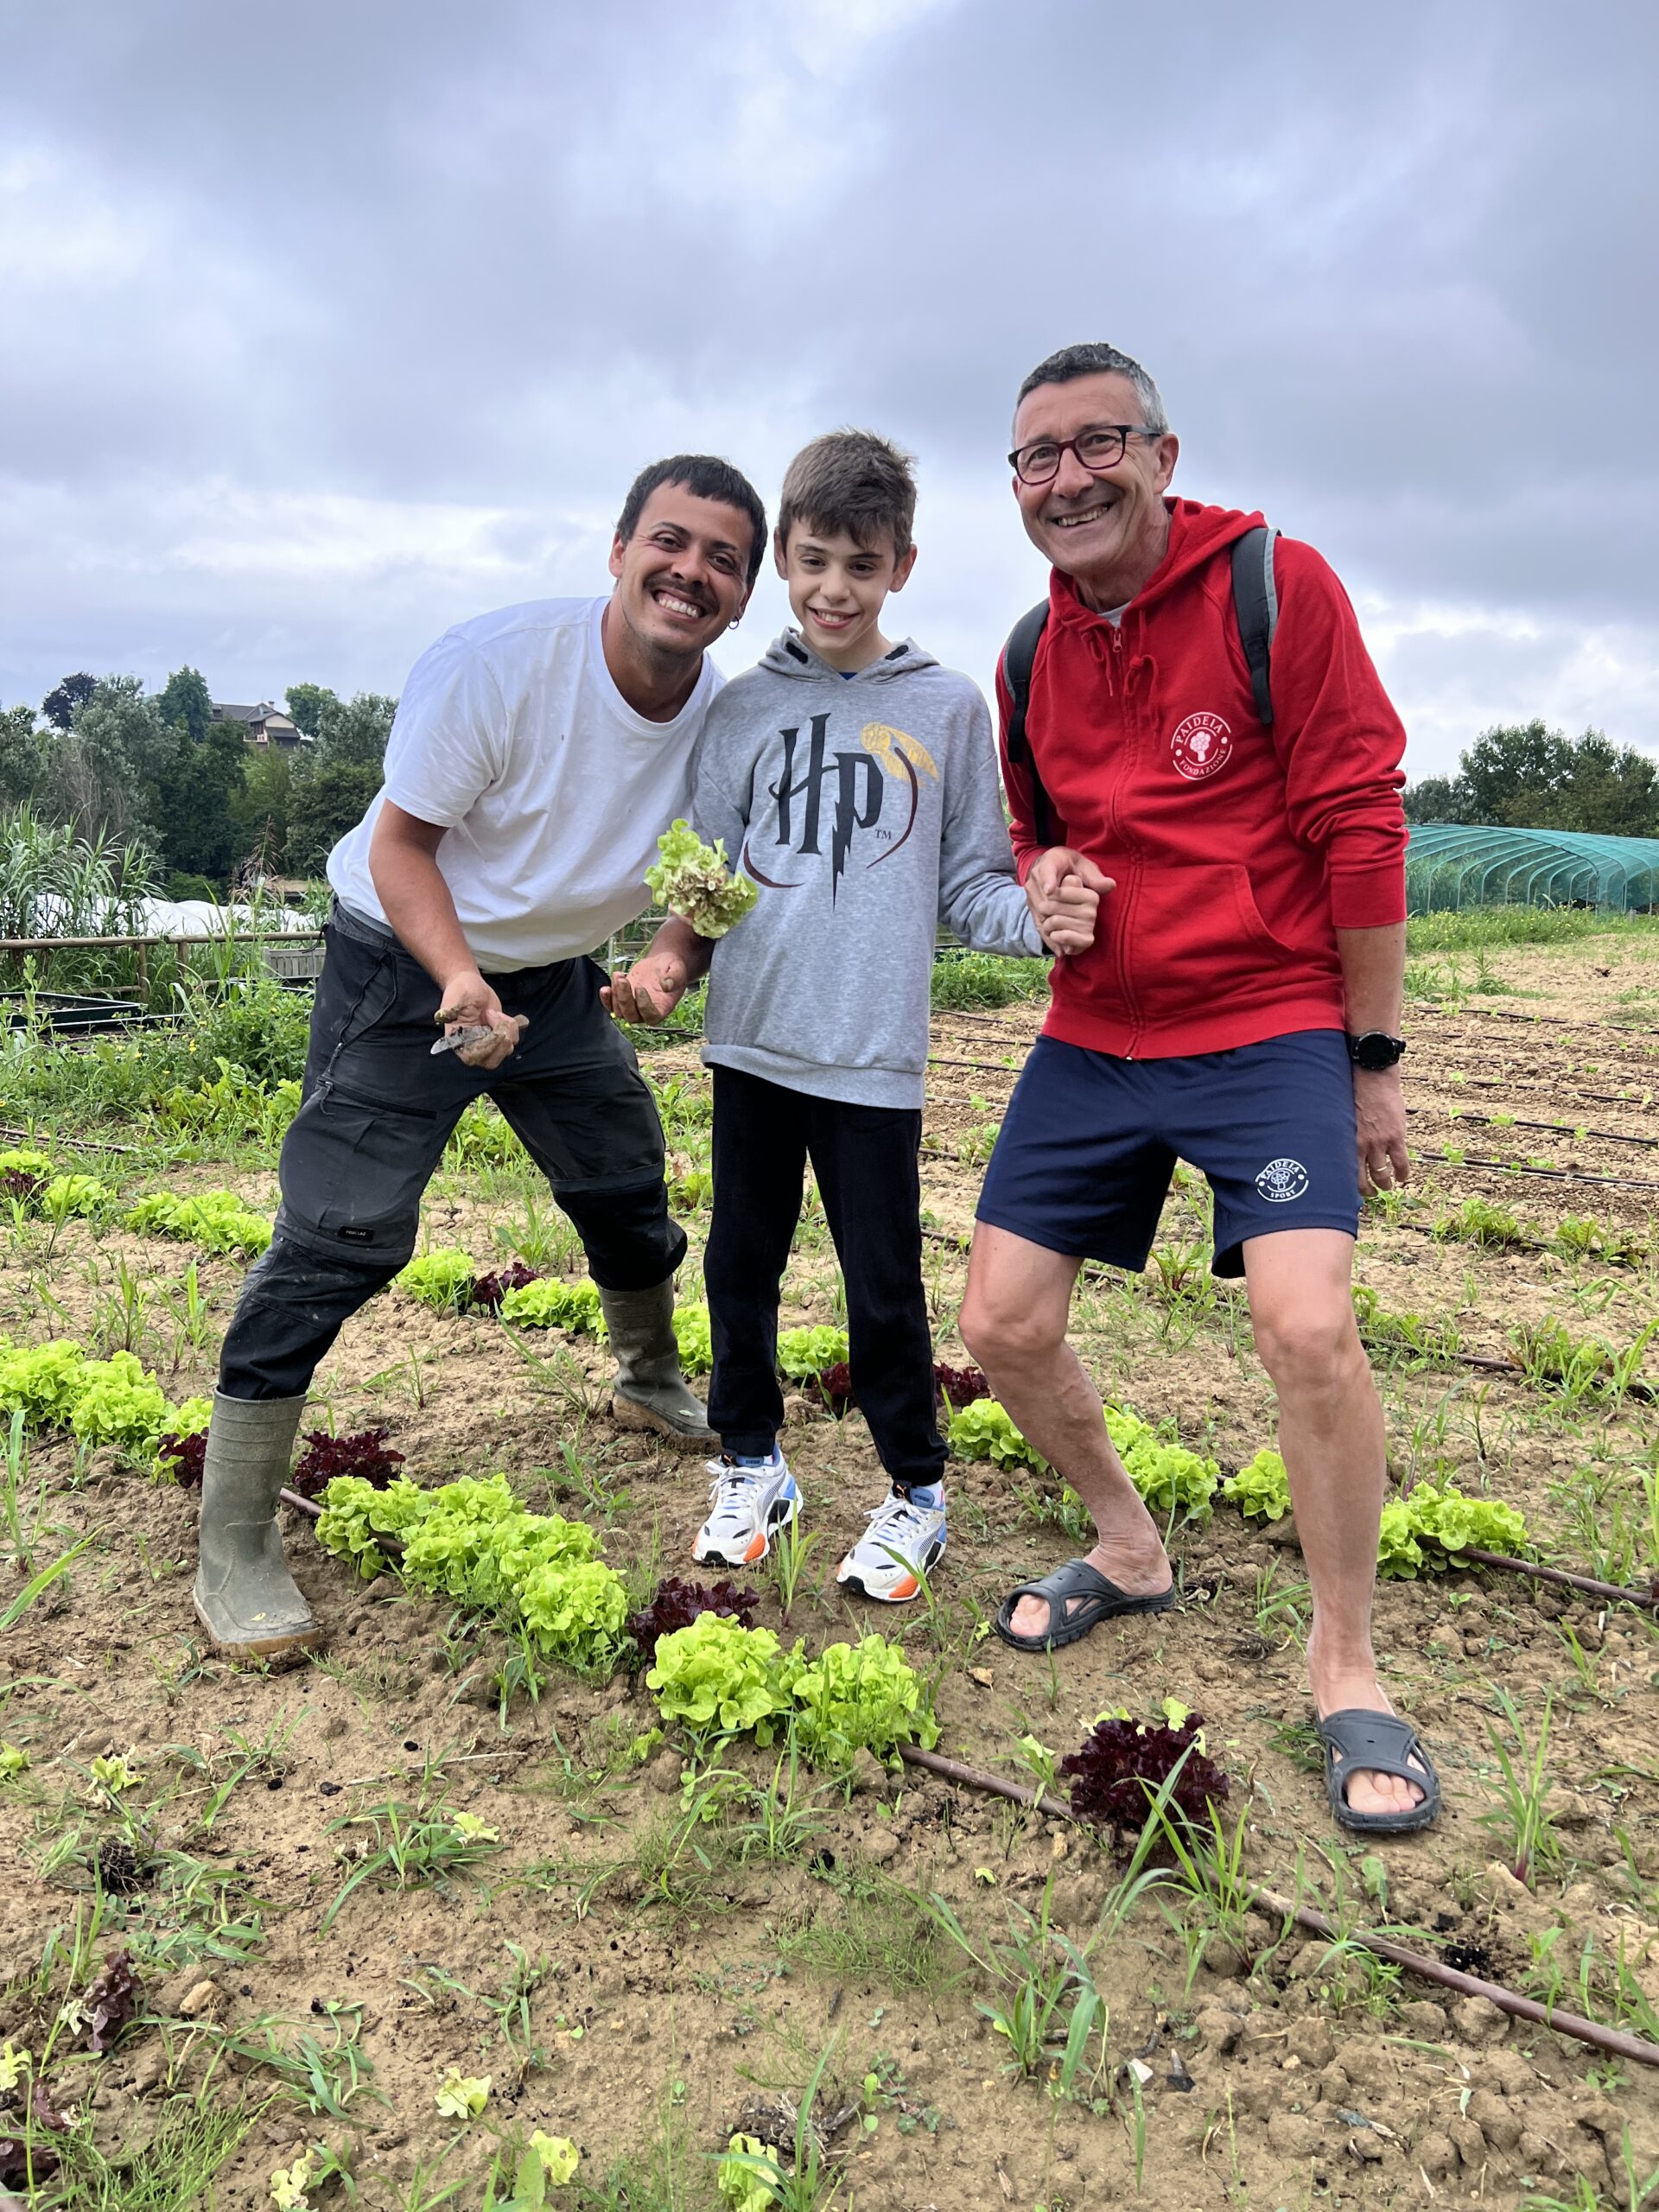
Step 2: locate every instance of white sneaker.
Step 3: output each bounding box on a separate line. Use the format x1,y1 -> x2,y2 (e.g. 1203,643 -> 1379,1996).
693,1451 -> 800,1568
836,1488 -> 946,1604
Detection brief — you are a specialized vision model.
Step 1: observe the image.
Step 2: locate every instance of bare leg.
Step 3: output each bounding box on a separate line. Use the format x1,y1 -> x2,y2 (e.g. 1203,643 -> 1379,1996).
1243,1229 -> 1424,1821
960,1224 -> 1169,1639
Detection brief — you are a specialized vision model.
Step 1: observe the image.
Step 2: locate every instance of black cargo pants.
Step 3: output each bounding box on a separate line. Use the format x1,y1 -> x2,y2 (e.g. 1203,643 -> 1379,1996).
218,902 -> 685,1399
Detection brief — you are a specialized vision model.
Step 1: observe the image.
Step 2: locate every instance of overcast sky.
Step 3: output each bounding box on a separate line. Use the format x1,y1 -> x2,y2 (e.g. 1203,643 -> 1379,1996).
2,0 -> 1653,776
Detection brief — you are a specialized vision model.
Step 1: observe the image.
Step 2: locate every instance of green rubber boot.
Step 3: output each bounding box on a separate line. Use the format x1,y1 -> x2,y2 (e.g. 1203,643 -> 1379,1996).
599,1278 -> 712,1453
193,1392 -> 323,1662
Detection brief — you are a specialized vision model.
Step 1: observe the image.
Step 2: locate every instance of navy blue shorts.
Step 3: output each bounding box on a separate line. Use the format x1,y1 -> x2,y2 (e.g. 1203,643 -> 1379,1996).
975,1030 -> 1360,1279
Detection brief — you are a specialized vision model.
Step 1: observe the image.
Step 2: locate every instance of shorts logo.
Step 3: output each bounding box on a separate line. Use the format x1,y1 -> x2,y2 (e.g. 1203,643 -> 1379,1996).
1170,710 -> 1234,781
1255,1157 -> 1309,1204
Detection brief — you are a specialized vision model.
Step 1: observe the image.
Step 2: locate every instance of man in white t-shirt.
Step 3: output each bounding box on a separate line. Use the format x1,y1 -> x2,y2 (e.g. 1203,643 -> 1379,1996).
193,454 -> 766,1662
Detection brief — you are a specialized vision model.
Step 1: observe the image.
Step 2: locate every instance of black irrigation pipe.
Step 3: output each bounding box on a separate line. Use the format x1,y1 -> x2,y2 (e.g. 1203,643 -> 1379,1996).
1414,1148 -> 1659,1192
895,1748 -> 1659,2069
1430,1075 -> 1656,1115
0,1122 -> 150,1157
1440,1005 -> 1659,1046
1432,1110 -> 1659,1152
1461,1547 -> 1659,1612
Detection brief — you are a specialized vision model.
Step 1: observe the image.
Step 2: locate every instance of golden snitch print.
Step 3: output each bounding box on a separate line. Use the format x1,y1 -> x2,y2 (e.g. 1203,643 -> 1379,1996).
860,723 -> 938,783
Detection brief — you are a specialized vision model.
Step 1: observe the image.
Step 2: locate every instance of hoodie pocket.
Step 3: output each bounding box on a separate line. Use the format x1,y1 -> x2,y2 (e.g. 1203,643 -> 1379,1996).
1126,862 -> 1294,1027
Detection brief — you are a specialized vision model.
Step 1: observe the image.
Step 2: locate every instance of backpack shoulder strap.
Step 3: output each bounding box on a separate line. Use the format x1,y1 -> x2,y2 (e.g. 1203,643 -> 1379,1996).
1230,524 -> 1281,727
1001,601 -> 1054,845
1002,601 -> 1050,766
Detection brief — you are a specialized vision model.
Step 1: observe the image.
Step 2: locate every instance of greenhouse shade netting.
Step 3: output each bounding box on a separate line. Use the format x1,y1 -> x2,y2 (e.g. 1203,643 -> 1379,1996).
1405,823 -> 1659,914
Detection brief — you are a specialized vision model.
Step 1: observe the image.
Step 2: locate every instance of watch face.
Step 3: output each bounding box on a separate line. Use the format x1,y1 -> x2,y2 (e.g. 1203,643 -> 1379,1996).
1354,1033 -> 1402,1071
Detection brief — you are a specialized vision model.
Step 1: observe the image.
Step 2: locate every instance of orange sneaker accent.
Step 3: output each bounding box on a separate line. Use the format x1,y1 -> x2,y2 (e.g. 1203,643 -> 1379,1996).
743,1531 -> 768,1562
887,1574 -> 919,1601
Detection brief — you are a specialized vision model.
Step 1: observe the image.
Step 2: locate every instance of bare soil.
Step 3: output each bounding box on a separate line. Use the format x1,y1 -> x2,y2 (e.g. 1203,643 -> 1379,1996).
4,935 -> 1659,2209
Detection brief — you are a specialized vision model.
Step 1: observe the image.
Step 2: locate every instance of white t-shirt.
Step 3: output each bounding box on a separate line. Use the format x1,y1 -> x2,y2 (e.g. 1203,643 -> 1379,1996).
327,596 -> 721,973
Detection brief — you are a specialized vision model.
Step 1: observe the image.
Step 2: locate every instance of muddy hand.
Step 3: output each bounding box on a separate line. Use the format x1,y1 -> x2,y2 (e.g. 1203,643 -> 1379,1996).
602,954 -> 687,1027
435,969 -> 526,1071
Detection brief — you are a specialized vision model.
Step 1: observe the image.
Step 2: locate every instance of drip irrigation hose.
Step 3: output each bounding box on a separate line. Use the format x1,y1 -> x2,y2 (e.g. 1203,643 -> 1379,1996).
1459,1547 -> 1659,1611
1413,1148 -> 1659,1192
895,1747 -> 1659,2071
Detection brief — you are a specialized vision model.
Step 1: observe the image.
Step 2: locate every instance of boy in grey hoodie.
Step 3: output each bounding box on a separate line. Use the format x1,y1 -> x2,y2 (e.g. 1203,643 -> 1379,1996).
611,431 -> 1099,1599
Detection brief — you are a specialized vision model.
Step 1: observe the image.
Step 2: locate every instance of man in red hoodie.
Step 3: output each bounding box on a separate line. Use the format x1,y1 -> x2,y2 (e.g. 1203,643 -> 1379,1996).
959,342 -> 1435,1834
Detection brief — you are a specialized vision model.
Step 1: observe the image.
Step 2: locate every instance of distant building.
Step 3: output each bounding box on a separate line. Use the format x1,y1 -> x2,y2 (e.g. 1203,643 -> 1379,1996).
211,701 -> 312,749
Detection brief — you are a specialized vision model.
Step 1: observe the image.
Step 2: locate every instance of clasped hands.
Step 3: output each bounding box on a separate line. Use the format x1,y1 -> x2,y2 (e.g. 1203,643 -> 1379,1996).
1025,846 -> 1113,956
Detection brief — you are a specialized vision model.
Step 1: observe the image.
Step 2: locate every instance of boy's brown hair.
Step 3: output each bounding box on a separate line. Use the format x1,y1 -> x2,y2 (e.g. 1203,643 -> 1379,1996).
777,429 -> 917,558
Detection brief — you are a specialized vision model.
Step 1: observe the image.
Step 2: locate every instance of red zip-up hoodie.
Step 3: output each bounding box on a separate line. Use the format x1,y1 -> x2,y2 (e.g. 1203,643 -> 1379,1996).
997,498 -> 1408,1060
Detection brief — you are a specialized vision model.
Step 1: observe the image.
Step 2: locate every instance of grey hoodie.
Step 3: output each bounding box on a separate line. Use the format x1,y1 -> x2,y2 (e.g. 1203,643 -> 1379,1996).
691,631 -> 1046,1109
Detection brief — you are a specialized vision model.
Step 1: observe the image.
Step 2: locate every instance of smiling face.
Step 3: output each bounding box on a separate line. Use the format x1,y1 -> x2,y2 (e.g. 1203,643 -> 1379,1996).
775,520 -> 917,672
1010,371 -> 1179,608
607,483 -> 756,667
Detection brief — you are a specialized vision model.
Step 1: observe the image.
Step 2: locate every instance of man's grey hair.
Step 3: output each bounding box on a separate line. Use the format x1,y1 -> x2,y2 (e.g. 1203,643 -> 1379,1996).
1014,342 -> 1170,436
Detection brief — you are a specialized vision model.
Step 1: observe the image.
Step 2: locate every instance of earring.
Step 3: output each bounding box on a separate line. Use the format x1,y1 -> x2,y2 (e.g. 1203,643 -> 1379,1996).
728,619 -> 741,631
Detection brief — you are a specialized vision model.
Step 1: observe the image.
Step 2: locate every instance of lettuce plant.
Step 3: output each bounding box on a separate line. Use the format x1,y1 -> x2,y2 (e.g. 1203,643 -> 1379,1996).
315,1474 -> 431,1580
41,1173 -> 109,1221
674,1303 -> 713,1376
395,1249 -> 478,1309
289,1425 -> 405,1501
0,1338 -> 92,1428
777,1325 -> 850,1380
646,819 -> 759,938
946,1398 -> 1046,1470
499,1277 -> 605,1333
1219,1448 -> 1292,1522
124,1190 -> 273,1257
646,1614 -> 793,1743
314,1470 -> 629,1665
1379,1480 -> 1529,1578
1103,1405 -> 1217,1521
625,1575 -> 759,1665
68,1353 -> 171,1454
933,1361 -> 990,1408
469,1262 -> 540,1312
1059,1713 -> 1229,1846
785,1635 -> 940,1770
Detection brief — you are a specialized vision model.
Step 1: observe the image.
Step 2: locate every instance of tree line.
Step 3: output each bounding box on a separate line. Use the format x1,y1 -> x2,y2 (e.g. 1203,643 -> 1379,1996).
0,671 -> 395,896
1404,722 -> 1659,838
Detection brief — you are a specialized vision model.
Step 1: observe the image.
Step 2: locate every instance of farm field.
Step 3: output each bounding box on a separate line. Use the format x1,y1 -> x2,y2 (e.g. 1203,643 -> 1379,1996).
3,918 -> 1659,2211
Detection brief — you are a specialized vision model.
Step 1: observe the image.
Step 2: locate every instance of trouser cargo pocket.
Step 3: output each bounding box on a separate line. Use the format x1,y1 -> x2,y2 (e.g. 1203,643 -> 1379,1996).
275,1083 -> 457,1265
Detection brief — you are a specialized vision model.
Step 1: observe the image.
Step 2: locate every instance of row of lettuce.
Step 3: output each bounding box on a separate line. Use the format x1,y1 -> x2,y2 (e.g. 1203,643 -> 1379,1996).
2,1294 -> 1529,1589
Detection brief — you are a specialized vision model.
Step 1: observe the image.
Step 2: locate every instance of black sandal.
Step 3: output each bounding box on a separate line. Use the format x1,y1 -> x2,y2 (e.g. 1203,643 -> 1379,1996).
1315,1708 -> 1441,1834
994,1558 -> 1175,1652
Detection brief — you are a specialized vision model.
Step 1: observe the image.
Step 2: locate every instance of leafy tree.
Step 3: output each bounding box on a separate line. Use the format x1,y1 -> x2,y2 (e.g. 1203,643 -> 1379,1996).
285,691 -> 396,875
41,672 -> 97,731
156,665 -> 214,746
1404,721 -> 1659,838
1402,774 -> 1465,825
37,677 -> 174,845
315,691 -> 396,765
285,683 -> 340,742
235,746 -> 294,874
0,705 -> 46,810
154,714 -> 249,884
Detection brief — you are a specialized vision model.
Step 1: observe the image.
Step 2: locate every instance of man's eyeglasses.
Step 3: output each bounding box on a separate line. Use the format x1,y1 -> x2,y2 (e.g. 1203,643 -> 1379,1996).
1007,424 -> 1163,486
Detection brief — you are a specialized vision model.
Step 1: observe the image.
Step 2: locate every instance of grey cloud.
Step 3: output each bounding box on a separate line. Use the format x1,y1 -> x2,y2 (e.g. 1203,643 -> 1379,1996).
0,0 -> 1651,774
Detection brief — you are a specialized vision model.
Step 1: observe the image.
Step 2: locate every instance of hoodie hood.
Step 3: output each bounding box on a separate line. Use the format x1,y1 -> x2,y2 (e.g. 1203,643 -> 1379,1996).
1048,498 -> 1264,635
759,629 -> 939,682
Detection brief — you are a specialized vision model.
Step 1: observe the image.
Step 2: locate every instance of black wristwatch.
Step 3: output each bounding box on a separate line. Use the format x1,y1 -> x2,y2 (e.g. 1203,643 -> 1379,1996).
1347,1031 -> 1407,1072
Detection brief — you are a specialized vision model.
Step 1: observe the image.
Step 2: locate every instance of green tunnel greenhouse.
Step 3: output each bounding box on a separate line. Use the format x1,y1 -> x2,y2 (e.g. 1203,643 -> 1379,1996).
1404,823 -> 1659,914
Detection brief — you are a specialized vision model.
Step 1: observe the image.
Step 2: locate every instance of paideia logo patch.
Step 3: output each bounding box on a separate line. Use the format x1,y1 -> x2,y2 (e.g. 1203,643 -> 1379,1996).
1255,1158 -> 1309,1204
1170,710 -> 1234,780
